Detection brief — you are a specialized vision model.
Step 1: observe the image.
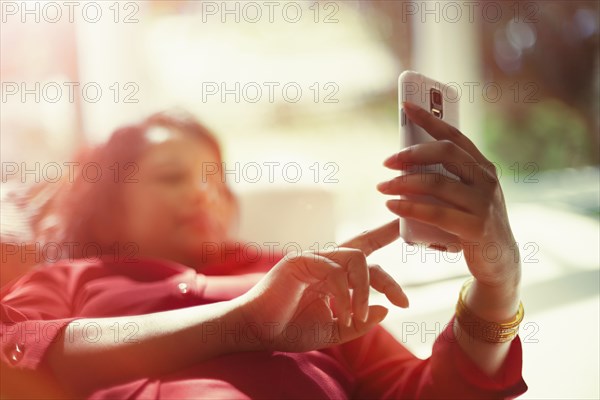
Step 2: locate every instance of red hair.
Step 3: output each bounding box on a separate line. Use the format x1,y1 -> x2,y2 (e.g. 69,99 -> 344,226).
28,110 -> 236,262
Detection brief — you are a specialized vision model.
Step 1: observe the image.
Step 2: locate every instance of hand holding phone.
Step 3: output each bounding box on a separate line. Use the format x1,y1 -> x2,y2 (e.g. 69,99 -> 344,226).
377,72 -> 521,288
396,71 -> 461,250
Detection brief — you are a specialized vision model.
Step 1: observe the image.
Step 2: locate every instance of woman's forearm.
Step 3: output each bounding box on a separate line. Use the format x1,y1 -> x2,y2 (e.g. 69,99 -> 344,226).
452,268 -> 522,378
46,297 -> 258,395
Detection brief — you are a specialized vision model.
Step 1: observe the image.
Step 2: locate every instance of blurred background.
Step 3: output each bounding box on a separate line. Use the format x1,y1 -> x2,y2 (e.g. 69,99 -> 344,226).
1,1 -> 598,398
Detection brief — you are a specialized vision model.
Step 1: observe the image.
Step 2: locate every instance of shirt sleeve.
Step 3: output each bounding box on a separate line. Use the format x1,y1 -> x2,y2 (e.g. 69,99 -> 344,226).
323,314 -> 528,399
1,264 -> 81,371
198,241 -> 282,276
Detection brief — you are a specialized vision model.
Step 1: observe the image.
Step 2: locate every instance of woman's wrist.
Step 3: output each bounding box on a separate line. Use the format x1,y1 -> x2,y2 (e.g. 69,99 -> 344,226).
451,268 -> 523,377
466,268 -> 522,323
222,296 -> 267,353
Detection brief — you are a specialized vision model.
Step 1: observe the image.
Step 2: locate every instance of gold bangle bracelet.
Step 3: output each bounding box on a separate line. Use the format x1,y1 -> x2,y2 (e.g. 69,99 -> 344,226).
455,277 -> 524,343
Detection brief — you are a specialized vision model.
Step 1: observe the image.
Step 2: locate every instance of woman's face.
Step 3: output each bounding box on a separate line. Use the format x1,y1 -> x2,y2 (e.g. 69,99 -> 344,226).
119,127 -> 237,267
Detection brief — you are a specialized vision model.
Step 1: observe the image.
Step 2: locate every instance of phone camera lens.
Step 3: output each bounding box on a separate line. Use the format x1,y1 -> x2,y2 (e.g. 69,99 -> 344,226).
431,89 -> 442,105
429,88 -> 443,119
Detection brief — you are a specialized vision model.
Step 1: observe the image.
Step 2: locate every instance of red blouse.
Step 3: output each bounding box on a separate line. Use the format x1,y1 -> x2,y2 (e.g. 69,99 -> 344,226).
1,246 -> 528,399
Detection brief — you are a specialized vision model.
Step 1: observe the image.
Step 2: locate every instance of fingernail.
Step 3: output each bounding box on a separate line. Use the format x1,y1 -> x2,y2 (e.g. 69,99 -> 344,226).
428,244 -> 448,252
402,295 -> 410,308
386,199 -> 402,209
361,305 -> 369,323
376,308 -> 389,322
376,181 -> 390,191
383,154 -> 397,166
403,102 -> 418,112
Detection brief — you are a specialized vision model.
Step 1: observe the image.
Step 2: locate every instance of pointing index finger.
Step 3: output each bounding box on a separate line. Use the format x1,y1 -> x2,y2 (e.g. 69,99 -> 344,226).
339,219 -> 399,256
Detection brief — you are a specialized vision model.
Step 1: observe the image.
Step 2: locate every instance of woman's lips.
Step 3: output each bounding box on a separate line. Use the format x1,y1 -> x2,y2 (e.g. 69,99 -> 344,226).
179,213 -> 220,232
180,214 -> 210,228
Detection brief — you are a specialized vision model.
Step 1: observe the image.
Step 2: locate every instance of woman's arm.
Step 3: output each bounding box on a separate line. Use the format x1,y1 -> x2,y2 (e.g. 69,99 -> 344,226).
48,226 -> 405,397
46,297 -> 259,395
454,270 -> 522,378
322,311 -> 527,399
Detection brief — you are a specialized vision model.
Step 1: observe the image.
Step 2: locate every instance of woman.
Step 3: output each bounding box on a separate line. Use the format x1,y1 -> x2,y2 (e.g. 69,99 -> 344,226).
1,105 -> 528,399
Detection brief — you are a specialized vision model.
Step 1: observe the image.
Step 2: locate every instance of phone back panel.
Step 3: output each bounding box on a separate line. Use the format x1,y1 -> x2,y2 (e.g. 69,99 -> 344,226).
398,71 -> 461,248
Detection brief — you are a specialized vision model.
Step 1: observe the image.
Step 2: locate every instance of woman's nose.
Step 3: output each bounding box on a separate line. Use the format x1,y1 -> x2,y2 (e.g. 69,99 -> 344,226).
191,180 -> 218,204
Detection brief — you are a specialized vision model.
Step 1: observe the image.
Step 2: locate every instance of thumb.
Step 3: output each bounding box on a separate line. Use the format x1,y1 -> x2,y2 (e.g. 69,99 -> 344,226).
361,305 -> 389,327
338,305 -> 389,343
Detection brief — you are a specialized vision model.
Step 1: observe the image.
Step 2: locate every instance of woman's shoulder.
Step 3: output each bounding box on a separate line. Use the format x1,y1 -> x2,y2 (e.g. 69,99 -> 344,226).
197,240 -> 284,276
0,258 -> 107,299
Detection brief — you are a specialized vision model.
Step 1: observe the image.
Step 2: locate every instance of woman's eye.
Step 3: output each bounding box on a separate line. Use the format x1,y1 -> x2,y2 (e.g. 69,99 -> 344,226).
157,172 -> 186,184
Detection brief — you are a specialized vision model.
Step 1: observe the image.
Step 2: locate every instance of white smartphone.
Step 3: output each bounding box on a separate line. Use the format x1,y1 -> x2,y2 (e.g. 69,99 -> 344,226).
398,70 -> 461,250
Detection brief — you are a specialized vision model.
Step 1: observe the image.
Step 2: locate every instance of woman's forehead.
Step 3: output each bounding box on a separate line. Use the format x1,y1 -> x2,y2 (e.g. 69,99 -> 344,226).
140,128 -> 219,166
145,126 -> 175,144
